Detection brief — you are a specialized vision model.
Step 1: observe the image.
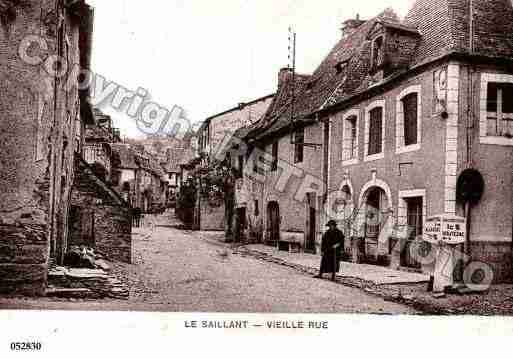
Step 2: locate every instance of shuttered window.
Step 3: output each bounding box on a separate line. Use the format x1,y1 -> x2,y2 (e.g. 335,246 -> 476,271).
368,107 -> 383,155
271,142 -> 278,171
402,93 -> 418,146
294,127 -> 304,164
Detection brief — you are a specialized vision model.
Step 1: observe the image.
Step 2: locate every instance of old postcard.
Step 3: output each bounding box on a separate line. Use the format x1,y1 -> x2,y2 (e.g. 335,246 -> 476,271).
1,0 -> 513,356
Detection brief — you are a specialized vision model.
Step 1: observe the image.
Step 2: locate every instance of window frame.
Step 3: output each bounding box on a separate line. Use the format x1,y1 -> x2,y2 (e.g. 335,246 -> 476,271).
371,35 -> 385,72
341,109 -> 360,166
480,73 -> 513,146
364,100 -> 386,162
294,127 -> 305,164
397,189 -> 427,241
271,141 -> 279,172
396,85 -> 422,154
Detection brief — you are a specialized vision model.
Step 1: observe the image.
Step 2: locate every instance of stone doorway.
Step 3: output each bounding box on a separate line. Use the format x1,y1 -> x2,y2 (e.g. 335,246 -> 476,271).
267,201 -> 280,245
363,186 -> 388,259
305,193 -> 317,254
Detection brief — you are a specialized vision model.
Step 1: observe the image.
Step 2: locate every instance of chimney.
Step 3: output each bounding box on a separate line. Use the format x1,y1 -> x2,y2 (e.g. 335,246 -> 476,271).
341,14 -> 365,38
278,67 -> 294,88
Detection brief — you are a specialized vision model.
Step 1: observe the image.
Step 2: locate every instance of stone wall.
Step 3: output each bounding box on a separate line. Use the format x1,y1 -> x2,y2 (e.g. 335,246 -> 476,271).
470,242 -> 513,284
70,159 -> 132,264
200,201 -> 225,231
0,0 -> 88,295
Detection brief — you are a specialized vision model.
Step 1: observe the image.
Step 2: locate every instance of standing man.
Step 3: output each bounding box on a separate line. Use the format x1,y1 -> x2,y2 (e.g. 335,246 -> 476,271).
315,220 -> 345,281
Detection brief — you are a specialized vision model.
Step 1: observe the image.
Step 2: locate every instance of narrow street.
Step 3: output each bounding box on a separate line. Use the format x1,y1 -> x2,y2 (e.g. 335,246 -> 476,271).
0,212 -> 416,314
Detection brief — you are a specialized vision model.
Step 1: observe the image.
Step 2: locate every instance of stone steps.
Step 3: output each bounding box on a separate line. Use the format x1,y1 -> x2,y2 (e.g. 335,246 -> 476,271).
45,286 -> 101,299
47,266 -> 129,300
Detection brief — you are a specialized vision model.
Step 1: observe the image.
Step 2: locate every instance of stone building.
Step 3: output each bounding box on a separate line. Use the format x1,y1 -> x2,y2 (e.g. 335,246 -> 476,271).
83,109 -> 121,184
196,95 -> 274,232
239,69 -> 323,251
239,0 -> 513,283
111,143 -> 139,207
70,110 -> 131,263
0,0 -> 94,295
110,144 -> 167,213
69,157 -> 132,264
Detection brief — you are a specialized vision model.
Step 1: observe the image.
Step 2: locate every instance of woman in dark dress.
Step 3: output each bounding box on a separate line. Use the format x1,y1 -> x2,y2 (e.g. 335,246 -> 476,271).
315,220 -> 345,281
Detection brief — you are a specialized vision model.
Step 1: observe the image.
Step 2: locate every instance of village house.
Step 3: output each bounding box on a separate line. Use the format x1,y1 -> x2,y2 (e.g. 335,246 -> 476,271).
195,94 -> 274,232
162,146 -> 186,206
69,109 -> 132,264
110,144 -> 167,213
233,70 -> 324,249
239,0 -> 513,284
111,143 -> 139,207
0,0 -> 95,295
82,109 -> 122,184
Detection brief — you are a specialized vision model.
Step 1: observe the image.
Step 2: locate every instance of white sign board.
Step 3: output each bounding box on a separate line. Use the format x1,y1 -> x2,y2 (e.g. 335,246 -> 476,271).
424,214 -> 466,245
441,215 -> 466,245
424,216 -> 442,243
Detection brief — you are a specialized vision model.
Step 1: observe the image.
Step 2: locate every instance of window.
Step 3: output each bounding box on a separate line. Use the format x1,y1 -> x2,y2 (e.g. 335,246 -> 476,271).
254,200 -> 259,217
371,36 -> 384,71
397,86 -> 422,153
368,107 -> 383,155
271,141 -> 278,171
486,82 -> 513,137
237,155 -> 244,178
294,127 -> 304,163
335,60 -> 349,75
402,93 -> 418,146
342,113 -> 358,162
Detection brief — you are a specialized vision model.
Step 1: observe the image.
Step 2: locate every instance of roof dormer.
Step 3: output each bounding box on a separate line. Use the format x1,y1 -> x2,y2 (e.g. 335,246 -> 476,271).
367,20 -> 420,78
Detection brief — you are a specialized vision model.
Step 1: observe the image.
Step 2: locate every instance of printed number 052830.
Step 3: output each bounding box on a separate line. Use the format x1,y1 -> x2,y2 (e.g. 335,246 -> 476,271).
10,342 -> 42,351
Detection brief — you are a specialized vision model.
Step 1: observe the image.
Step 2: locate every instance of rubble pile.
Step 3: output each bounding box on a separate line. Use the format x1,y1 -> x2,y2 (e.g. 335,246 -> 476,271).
47,247 -> 129,300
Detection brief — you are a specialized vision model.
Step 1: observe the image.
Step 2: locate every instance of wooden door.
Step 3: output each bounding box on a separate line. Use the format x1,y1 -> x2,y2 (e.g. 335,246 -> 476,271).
401,197 -> 423,268
267,202 -> 280,244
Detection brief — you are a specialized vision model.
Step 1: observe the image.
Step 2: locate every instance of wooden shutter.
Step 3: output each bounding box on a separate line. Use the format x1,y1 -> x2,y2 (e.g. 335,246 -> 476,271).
294,128 -> 304,163
271,142 -> 278,171
403,93 -> 418,146
368,107 -> 383,155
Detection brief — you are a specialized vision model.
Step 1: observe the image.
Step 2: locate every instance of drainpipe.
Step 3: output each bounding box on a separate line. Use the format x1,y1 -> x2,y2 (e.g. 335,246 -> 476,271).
464,0 -> 475,260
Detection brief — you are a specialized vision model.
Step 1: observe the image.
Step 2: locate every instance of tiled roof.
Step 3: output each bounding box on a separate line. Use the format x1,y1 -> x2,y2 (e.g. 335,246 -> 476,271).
247,72 -> 312,141
85,124 -> 112,142
245,1 -> 513,143
404,0 -> 513,66
250,9 -> 400,141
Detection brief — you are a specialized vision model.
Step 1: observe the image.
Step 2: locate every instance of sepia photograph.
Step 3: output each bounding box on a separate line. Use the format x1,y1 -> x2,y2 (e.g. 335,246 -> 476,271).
1,0 -> 513,355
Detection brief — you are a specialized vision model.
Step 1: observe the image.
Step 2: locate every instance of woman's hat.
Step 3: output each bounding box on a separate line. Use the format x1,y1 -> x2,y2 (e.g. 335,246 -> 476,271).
326,220 -> 337,227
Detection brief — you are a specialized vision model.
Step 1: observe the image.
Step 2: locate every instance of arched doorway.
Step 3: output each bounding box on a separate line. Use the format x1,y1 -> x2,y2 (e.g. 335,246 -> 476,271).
267,201 -> 280,245
362,186 -> 389,259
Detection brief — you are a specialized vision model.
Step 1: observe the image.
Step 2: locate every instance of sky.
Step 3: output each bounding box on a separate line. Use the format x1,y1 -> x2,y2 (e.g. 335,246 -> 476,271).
87,0 -> 413,139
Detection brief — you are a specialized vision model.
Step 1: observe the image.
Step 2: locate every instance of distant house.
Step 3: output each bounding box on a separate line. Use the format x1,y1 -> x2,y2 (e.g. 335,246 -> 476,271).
195,95 -> 275,232
69,157 -> 132,263
111,144 -> 139,207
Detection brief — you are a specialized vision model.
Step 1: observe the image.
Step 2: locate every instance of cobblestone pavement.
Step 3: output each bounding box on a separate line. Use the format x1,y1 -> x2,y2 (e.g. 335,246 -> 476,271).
0,213 -> 416,314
